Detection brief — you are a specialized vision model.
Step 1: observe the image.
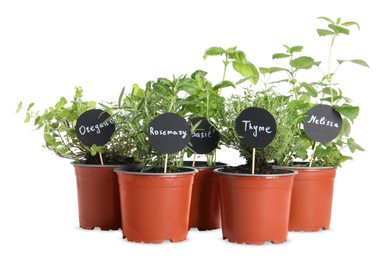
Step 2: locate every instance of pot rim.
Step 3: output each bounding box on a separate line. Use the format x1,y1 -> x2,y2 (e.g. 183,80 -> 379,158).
183,160 -> 227,169
114,166 -> 198,176
214,168 -> 298,177
273,165 -> 337,170
71,161 -> 123,168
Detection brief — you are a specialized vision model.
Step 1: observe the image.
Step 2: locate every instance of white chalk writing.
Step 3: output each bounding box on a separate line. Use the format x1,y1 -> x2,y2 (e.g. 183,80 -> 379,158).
149,127 -> 188,139
307,115 -> 339,128
242,120 -> 272,137
78,119 -> 115,135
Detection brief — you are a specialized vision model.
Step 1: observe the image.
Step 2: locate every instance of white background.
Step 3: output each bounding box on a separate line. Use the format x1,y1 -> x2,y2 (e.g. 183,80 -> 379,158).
1,0 -> 385,259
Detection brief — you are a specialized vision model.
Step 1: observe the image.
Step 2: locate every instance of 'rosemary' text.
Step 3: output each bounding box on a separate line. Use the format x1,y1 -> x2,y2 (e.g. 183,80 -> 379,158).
149,127 -> 188,139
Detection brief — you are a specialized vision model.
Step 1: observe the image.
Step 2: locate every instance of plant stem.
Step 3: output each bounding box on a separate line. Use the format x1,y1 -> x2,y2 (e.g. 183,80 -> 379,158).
328,35 -> 336,105
309,142 -> 317,167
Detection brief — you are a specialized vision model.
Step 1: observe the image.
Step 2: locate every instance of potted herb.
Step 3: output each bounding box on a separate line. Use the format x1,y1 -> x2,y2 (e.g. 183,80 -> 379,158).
16,86 -> 135,230
204,46 -> 299,244
272,17 -> 369,231
179,69 -> 232,231
113,76 -> 199,243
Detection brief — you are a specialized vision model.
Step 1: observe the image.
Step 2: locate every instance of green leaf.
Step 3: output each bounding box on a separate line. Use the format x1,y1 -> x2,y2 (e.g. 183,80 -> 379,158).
24,112 -> 31,123
226,46 -> 237,53
290,46 -> 303,53
232,61 -> 259,84
290,56 -> 319,70
213,80 -> 235,90
203,47 -> 226,59
317,16 -> 335,24
236,75 -> 259,85
272,53 -> 290,59
55,97 -> 67,109
347,137 -> 365,152
180,84 -> 202,95
317,29 -> 334,36
131,83 -> 145,99
328,24 -> 350,35
322,87 -> 338,96
87,101 -> 96,108
259,67 -> 287,74
229,50 -> 247,63
337,59 -> 370,68
333,104 -> 359,121
300,82 -> 318,97
342,21 -> 360,30
118,87 -> 125,108
16,102 -> 22,113
340,118 -> 351,136
27,102 -> 35,110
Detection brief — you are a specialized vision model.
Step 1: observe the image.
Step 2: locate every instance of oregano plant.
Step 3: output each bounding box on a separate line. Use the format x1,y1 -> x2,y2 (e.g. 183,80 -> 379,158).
16,86 -> 135,164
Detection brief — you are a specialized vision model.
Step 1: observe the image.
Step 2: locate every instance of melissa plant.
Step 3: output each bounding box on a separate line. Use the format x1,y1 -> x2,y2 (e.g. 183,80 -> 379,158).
271,16 -> 369,167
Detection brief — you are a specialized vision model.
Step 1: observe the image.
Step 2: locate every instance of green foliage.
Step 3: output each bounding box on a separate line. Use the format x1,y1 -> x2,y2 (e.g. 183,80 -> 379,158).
214,88 -> 299,171
204,46 -> 259,84
17,86 -> 135,164
113,74 -> 203,172
271,16 -> 368,167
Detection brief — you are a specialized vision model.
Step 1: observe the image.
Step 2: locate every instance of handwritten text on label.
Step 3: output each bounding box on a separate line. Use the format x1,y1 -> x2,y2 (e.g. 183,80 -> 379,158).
149,127 -> 188,139
242,120 -> 272,137
78,120 -> 115,135
307,115 -> 340,128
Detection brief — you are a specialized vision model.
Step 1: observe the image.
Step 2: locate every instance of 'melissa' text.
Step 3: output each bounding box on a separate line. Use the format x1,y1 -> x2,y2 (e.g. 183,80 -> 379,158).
307,115 -> 339,128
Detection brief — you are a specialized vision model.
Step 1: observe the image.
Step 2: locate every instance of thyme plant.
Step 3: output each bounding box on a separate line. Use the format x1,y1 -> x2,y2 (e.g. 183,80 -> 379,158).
204,46 -> 300,173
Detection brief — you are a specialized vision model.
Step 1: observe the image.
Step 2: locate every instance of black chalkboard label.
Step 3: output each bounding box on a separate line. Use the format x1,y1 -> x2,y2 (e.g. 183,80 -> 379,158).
303,104 -> 342,143
235,107 -> 277,148
189,117 -> 220,154
148,113 -> 191,154
75,109 -> 115,147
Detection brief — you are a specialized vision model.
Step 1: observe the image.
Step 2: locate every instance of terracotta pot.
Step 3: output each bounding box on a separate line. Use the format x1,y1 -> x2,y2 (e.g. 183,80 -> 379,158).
184,161 -> 226,231
115,166 -> 197,243
73,163 -> 122,230
216,169 -> 297,245
277,165 -> 336,231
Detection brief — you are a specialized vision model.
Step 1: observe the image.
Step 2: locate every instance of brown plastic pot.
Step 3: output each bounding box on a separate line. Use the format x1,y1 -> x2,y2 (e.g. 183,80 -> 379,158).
277,165 -> 336,231
72,163 -> 121,230
184,161 -> 226,231
115,166 -> 197,243
215,169 -> 297,245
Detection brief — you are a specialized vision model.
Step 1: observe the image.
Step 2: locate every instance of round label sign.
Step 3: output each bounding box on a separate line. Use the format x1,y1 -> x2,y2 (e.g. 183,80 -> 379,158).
303,104 -> 342,143
189,117 -> 220,154
75,109 -> 115,147
148,113 -> 191,154
235,107 -> 277,148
